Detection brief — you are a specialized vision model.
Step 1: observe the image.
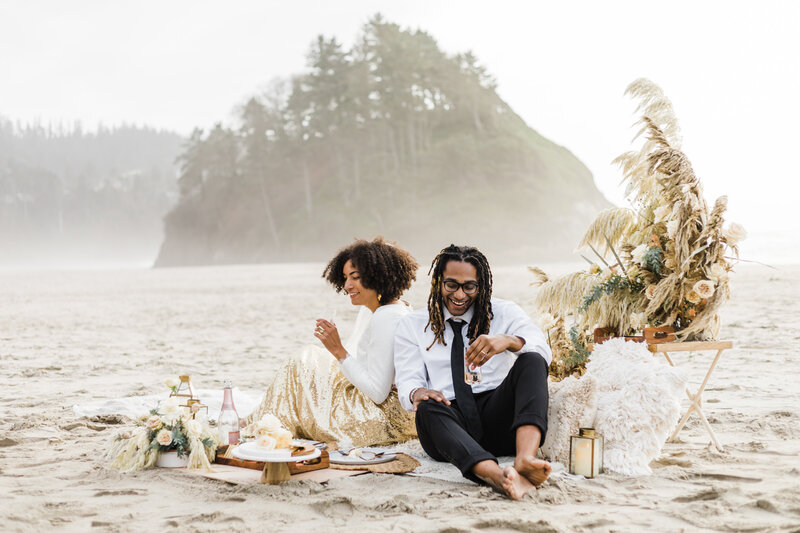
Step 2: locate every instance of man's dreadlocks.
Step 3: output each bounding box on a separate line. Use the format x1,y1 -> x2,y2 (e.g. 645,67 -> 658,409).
425,244 -> 494,349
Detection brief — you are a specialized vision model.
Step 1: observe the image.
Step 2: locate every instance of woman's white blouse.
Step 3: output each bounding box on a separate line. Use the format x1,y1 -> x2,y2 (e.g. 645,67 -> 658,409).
339,302 -> 411,404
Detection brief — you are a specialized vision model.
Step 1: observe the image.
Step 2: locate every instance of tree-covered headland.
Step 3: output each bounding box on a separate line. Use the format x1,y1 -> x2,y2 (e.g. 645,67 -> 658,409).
156,16 -> 609,266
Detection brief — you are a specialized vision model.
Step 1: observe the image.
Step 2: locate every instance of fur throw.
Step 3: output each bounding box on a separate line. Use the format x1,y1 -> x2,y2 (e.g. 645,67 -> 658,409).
540,374 -> 598,465
587,338 -> 687,475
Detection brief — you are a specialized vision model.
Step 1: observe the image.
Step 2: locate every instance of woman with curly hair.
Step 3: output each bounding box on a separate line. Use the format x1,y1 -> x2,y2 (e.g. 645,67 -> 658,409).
246,237 -> 419,447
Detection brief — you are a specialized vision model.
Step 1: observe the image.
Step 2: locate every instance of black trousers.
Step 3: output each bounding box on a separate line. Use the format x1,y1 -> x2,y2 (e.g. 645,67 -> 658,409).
415,351 -> 549,484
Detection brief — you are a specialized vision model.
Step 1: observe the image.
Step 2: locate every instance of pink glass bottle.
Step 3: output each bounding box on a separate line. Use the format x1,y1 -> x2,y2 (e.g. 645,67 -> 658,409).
218,380 -> 240,445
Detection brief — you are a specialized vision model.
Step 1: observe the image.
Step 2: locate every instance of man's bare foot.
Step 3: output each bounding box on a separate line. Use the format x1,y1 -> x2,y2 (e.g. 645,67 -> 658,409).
473,461 -> 536,501
498,466 -> 536,500
514,455 -> 551,486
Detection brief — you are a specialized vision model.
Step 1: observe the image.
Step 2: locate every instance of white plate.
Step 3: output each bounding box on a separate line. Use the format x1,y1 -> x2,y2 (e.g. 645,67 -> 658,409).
329,447 -> 396,465
231,441 -> 321,463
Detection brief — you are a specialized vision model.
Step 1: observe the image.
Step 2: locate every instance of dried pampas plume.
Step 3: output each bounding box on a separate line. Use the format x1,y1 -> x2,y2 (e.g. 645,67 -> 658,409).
530,78 -> 738,379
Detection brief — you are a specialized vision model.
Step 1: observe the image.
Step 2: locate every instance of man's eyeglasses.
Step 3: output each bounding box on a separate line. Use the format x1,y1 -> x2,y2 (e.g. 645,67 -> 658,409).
443,279 -> 479,295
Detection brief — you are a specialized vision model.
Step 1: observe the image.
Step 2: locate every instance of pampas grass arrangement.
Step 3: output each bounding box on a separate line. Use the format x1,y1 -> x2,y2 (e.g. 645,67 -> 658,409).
533,79 -> 746,381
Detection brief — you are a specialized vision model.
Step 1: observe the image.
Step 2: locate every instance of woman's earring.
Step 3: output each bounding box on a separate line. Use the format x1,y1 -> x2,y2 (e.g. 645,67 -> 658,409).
377,294 -> 382,303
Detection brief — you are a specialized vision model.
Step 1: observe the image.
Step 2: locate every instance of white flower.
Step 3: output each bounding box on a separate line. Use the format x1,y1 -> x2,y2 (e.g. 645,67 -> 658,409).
160,397 -> 182,422
186,420 -> 203,436
706,262 -> 728,282
645,284 -> 657,300
653,205 -> 670,222
686,290 -> 701,304
666,220 -> 679,239
256,435 -> 276,450
601,268 -> 614,281
276,428 -> 294,449
146,416 -> 163,430
257,414 -> 283,433
156,429 -> 173,446
631,244 -> 648,265
693,280 -> 716,299
723,222 -> 747,246
165,376 -> 180,389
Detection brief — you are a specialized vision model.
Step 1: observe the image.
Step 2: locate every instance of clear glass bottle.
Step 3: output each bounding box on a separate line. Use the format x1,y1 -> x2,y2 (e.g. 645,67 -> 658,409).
218,380 -> 240,445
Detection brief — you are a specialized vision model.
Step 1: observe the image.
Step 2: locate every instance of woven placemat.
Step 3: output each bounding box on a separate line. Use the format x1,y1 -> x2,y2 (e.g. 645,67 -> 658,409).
330,452 -> 419,473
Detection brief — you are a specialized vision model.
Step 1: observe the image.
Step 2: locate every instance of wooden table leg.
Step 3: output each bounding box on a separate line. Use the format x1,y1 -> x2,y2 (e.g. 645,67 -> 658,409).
662,349 -> 726,452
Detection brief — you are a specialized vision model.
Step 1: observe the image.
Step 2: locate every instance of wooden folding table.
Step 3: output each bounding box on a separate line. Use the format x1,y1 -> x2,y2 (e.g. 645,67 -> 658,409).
648,340 -> 733,452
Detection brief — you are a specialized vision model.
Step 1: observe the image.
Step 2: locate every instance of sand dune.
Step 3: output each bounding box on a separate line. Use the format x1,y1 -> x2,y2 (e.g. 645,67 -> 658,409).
1,263 -> 799,532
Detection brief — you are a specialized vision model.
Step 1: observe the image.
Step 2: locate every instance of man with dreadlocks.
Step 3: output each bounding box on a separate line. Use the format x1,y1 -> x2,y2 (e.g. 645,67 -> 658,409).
394,245 -> 552,500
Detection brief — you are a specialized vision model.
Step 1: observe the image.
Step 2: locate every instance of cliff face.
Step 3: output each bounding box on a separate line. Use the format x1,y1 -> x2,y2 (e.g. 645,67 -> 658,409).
155,17 -> 610,266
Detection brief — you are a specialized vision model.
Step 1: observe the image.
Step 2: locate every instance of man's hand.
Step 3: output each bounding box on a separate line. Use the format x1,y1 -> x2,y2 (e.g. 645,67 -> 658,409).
465,334 -> 525,368
412,388 -> 451,412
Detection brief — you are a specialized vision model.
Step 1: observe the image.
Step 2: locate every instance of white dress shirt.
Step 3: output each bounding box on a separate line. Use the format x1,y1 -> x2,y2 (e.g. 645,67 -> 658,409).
339,302 -> 411,404
394,298 -> 552,411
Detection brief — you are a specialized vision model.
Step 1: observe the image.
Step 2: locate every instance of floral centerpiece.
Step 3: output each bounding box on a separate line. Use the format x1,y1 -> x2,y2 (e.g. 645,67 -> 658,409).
531,79 -> 746,380
108,379 -> 220,471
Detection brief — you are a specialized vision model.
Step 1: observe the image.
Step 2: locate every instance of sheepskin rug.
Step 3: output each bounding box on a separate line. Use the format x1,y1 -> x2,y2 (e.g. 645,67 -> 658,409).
540,374 -> 598,465
587,338 -> 687,475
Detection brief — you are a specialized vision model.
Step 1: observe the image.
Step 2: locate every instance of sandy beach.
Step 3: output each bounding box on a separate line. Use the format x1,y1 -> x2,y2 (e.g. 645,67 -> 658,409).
1,262 -> 799,532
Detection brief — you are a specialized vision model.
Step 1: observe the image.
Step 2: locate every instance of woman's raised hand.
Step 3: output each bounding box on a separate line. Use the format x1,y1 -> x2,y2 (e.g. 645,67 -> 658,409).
315,318 -> 347,361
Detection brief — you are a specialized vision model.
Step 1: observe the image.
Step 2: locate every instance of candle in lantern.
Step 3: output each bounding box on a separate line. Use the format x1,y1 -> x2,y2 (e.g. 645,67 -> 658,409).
569,427 -> 603,478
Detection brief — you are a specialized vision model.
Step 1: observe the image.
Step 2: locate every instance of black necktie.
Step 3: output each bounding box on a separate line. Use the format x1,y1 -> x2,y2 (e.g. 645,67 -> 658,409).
448,319 -> 483,441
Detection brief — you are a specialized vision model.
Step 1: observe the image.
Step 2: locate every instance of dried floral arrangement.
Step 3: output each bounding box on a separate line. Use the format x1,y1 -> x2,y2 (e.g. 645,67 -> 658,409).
107,380 -> 220,472
531,79 -> 746,381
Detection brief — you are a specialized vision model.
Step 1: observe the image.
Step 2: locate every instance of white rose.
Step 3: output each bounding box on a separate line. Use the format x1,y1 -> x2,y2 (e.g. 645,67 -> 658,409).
146,415 -> 163,430
631,244 -> 648,265
165,376 -> 180,389
653,205 -> 670,222
666,220 -> 679,239
156,429 -> 173,446
256,435 -> 276,450
257,414 -> 283,433
186,420 -> 203,436
706,262 -> 728,282
693,279 -> 716,299
160,397 -> 182,423
723,222 -> 747,246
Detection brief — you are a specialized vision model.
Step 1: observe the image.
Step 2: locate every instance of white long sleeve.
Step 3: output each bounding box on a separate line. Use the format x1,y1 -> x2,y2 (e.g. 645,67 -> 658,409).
393,298 -> 552,411
339,303 -> 410,404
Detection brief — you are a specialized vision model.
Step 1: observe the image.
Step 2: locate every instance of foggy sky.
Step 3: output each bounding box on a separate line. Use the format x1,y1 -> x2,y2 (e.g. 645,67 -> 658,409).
2,0 -> 798,257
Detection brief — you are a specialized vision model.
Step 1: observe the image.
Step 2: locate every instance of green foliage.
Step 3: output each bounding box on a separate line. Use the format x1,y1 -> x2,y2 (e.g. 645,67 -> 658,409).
580,274 -> 645,311
642,246 -> 664,275
566,326 -> 590,367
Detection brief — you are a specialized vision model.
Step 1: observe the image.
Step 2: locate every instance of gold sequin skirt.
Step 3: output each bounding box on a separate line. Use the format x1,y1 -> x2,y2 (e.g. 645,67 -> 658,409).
247,345 -> 417,447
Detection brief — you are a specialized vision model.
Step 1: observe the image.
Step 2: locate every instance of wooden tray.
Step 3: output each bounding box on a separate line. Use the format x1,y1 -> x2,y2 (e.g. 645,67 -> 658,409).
215,445 -> 329,474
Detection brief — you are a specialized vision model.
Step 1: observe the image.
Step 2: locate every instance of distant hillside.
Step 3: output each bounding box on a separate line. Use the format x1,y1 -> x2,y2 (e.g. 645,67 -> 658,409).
0,121 -> 182,266
156,16 -> 611,266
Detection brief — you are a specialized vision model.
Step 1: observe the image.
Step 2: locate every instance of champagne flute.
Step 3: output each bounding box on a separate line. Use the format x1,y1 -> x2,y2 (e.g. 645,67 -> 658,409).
464,347 -> 482,385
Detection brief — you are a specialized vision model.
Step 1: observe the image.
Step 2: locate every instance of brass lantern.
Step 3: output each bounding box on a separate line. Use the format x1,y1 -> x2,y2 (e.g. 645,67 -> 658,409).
170,375 -> 195,400
569,427 -> 603,478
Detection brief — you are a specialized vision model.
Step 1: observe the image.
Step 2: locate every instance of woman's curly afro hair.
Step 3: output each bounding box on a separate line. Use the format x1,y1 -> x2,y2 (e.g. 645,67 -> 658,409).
323,237 -> 418,304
